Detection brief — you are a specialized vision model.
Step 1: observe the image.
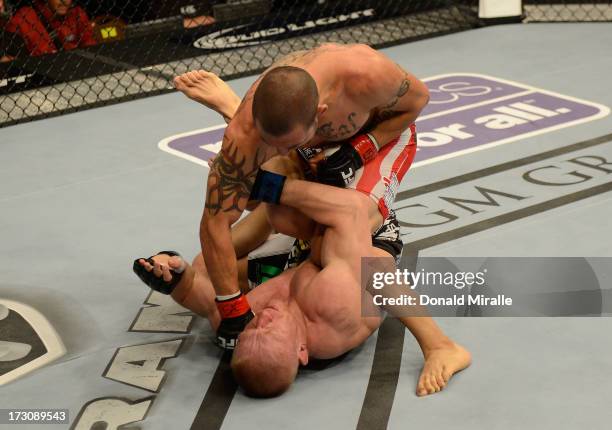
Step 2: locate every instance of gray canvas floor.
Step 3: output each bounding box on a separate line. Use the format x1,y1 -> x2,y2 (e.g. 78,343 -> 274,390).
1,23 -> 612,430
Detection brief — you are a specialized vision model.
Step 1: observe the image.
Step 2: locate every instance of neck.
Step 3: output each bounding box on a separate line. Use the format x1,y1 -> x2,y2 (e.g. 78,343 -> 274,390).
288,299 -> 309,346
309,68 -> 337,108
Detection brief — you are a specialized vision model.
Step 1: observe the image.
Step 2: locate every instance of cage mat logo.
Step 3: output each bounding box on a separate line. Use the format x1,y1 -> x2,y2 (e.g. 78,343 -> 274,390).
0,299 -> 66,386
71,292 -> 194,429
158,74 -> 609,168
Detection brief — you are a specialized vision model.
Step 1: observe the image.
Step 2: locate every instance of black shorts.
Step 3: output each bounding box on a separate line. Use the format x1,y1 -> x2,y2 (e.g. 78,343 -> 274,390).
247,210 -> 403,288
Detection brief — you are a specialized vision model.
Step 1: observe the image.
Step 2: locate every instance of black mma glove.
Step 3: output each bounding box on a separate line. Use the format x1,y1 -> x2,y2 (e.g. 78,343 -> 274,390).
317,134 -> 379,187
132,251 -> 185,295
295,147 -> 322,181
215,292 -> 255,350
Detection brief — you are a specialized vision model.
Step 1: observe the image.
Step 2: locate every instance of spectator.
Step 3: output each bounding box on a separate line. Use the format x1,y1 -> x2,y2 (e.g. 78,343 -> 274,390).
183,14 -> 215,29
5,0 -> 96,56
1,0 -> 26,62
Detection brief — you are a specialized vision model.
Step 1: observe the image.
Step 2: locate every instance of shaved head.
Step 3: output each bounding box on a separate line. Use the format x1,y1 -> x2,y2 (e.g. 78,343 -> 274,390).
231,325 -> 299,397
252,66 -> 319,137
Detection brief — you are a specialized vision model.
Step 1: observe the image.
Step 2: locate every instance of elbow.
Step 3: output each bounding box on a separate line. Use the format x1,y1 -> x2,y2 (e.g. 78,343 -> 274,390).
338,192 -> 371,226
417,86 -> 430,113
423,89 -> 430,109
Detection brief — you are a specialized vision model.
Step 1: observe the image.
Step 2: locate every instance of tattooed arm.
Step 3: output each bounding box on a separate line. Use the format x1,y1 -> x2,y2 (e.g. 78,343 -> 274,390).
350,46 -> 429,147
200,125 -> 271,296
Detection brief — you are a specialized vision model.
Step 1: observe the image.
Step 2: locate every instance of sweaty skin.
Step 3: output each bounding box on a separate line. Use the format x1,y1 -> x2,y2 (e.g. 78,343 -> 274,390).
139,177 -> 471,396
180,43 -> 430,298
169,69 -> 469,395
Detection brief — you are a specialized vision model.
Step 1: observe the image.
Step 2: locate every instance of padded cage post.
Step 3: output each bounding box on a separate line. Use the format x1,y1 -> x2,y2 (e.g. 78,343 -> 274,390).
479,0 -> 523,23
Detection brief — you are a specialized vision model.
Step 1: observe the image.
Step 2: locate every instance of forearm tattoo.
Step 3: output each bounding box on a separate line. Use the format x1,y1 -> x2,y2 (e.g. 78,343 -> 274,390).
376,75 -> 410,122
205,139 -> 266,216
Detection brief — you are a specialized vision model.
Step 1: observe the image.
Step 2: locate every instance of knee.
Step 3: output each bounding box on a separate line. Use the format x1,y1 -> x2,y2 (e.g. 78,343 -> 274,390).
266,205 -> 314,239
346,192 -> 373,229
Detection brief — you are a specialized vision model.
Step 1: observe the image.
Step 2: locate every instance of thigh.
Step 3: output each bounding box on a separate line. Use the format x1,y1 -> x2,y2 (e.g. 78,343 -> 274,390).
349,124 -> 418,219
265,203 -> 316,239
246,233 -> 303,289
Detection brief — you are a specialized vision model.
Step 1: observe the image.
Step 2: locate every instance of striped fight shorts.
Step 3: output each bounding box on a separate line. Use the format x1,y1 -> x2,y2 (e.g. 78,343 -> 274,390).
349,123 -> 417,219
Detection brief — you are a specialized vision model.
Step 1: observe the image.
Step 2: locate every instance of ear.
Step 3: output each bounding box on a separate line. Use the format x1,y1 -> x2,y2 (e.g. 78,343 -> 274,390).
317,104 -> 328,116
298,343 -> 309,366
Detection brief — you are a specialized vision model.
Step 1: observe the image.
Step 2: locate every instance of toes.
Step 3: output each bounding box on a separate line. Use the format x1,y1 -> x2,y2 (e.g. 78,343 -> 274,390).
174,75 -> 189,88
180,73 -> 192,86
417,373 -> 443,396
199,69 -> 214,78
424,378 -> 436,395
435,373 -> 446,389
427,375 -> 440,393
417,375 -> 434,396
187,71 -> 199,84
195,70 -> 209,79
416,379 -> 427,396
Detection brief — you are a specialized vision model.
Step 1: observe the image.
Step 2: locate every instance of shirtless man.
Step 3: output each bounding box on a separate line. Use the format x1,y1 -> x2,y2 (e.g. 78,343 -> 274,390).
134,155 -> 470,397
174,43 -> 430,350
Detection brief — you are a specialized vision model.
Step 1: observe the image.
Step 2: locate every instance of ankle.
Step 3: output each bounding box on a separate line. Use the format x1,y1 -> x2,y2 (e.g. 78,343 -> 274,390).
420,336 -> 455,354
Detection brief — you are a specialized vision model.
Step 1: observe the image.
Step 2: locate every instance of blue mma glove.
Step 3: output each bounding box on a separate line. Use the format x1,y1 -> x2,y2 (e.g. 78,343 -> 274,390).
249,169 -> 287,204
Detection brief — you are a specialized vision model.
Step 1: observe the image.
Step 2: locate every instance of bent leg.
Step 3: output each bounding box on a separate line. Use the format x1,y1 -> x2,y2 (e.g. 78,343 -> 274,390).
174,70 -> 241,122
365,251 -> 472,396
407,318 -> 471,396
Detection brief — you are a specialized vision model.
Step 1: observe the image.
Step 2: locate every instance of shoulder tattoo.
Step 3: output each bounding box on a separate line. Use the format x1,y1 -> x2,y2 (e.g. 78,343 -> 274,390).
376,74 -> 411,121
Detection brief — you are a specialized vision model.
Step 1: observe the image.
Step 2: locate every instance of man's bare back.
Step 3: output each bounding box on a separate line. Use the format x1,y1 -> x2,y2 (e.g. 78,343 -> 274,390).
269,44 -> 380,143
159,59 -> 472,395
179,44 -> 429,316
177,43 -> 423,157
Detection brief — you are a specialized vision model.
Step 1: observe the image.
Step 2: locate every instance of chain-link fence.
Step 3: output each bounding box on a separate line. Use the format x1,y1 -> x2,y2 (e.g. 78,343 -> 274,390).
0,0 -> 481,127
524,1 -> 612,22
2,1 -> 610,128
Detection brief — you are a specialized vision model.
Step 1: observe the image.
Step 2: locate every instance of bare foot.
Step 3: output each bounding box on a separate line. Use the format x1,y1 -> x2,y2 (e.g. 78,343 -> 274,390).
173,70 -> 241,121
416,341 -> 471,396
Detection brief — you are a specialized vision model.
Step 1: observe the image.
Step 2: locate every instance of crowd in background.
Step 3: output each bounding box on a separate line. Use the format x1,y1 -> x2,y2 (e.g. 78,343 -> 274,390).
1,0 -> 216,63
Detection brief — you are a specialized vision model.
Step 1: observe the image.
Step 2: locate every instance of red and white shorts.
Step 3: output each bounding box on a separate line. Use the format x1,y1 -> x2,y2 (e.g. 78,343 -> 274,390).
347,123 -> 417,219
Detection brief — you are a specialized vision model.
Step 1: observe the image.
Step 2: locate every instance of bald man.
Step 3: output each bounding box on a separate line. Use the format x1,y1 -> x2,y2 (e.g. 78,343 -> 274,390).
135,153 -> 470,397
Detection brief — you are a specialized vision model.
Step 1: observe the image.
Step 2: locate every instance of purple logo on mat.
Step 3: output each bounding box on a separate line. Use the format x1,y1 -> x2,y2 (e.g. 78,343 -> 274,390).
158,74 -> 609,167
